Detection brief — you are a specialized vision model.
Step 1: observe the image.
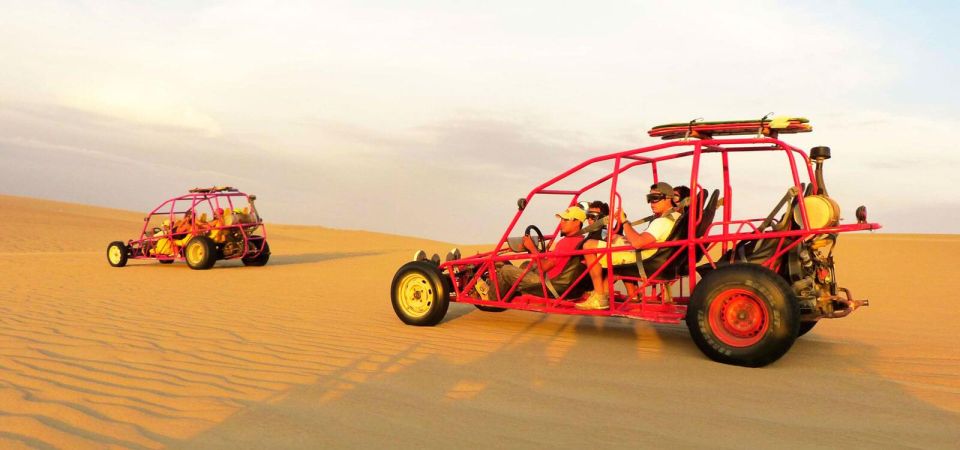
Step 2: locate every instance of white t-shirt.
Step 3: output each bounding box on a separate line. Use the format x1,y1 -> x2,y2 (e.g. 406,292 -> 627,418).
640,211 -> 679,259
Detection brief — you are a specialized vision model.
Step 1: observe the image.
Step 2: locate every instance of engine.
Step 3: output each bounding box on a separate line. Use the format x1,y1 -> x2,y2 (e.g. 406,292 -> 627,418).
787,146 -> 867,319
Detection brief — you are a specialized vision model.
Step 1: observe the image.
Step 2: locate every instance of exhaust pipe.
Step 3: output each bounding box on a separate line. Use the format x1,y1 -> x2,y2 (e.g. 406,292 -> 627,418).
810,146 -> 831,196
824,287 -> 869,318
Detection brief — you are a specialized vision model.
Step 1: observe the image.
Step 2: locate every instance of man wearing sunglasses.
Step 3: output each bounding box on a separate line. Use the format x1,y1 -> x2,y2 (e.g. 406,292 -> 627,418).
584,200 -> 614,241
577,182 -> 680,310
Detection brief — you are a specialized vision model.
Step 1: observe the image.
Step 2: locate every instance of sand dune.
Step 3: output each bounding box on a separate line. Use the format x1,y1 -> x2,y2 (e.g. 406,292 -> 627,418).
0,194 -> 957,449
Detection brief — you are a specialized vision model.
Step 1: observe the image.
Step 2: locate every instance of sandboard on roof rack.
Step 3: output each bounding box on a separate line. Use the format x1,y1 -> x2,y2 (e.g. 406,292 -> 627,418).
648,116 -> 811,140
189,186 -> 238,193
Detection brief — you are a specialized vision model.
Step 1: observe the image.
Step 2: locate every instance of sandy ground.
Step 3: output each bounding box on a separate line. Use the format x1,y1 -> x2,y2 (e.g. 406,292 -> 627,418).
0,194 -> 958,449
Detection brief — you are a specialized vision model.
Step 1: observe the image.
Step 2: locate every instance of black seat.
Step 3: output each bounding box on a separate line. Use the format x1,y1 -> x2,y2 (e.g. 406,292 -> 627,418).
675,188 -> 719,276
707,187 -> 799,272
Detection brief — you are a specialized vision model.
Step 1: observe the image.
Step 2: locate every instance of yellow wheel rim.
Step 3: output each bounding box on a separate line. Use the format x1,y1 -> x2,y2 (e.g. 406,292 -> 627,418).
396,272 -> 434,318
108,246 -> 122,264
187,242 -> 205,265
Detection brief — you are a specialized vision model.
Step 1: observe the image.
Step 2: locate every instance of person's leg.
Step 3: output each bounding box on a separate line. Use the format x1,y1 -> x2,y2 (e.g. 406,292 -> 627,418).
582,240 -> 606,294
497,263 -> 548,297
576,240 -> 611,310
495,264 -> 522,299
517,271 -> 546,296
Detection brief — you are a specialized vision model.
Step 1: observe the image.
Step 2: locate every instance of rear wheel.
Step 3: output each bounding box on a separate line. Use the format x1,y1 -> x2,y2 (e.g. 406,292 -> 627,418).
107,241 -> 128,267
242,241 -> 271,266
391,261 -> 450,326
185,236 -> 217,270
798,320 -> 818,337
686,264 -> 800,367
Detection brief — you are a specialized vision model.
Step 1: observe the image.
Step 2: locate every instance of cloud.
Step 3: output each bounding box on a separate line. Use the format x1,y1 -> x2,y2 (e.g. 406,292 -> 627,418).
59,84 -> 223,137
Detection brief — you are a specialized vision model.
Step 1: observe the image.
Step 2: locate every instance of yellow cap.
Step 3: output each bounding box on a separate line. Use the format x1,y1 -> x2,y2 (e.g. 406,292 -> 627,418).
556,206 -> 587,222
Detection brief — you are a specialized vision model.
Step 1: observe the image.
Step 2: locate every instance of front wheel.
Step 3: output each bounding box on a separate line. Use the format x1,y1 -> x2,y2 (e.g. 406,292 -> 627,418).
686,264 -> 800,367
107,241 -> 128,267
242,241 -> 270,266
185,236 -> 217,270
391,261 -> 450,326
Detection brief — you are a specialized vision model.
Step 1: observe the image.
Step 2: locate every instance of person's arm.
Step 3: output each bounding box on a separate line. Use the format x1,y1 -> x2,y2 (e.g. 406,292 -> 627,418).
622,222 -> 656,249
522,235 -> 558,272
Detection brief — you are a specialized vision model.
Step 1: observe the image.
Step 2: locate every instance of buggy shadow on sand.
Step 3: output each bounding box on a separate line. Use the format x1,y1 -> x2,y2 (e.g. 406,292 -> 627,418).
391,117 -> 880,367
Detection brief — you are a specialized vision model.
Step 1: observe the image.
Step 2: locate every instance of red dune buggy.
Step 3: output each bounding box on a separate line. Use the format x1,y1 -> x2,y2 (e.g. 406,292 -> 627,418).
390,117 -> 880,367
106,186 -> 269,270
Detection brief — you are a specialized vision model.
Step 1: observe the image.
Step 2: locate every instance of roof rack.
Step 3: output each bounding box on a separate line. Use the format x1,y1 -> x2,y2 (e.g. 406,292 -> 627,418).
648,116 -> 812,140
188,186 -> 238,193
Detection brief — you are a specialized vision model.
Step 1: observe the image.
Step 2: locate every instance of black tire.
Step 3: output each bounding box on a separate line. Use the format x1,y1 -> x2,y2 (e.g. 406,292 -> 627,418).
686,264 -> 800,367
184,236 -> 217,270
242,241 -> 271,266
797,320 -> 818,337
475,304 -> 507,313
107,241 -> 128,267
391,261 -> 450,326
159,259 -> 174,265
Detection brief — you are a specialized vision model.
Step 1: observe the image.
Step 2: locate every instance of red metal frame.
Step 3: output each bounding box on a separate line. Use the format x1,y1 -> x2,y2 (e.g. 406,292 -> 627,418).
438,135 -> 880,324
123,188 -> 267,262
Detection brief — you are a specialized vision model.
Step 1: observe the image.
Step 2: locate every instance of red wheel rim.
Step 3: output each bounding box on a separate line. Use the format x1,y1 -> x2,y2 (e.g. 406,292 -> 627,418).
707,288 -> 769,347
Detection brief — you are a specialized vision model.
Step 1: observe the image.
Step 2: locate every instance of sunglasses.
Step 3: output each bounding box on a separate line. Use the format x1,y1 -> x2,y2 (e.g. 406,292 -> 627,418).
646,193 -> 668,203
586,212 -> 603,220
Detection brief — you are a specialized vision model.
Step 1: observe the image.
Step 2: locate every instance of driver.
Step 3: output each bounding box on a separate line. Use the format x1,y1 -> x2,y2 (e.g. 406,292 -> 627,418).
494,206 -> 586,298
578,182 -> 680,310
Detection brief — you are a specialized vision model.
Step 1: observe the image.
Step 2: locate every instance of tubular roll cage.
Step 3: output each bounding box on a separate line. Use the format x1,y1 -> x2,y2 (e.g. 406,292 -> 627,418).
128,191 -> 268,261
440,136 -> 880,323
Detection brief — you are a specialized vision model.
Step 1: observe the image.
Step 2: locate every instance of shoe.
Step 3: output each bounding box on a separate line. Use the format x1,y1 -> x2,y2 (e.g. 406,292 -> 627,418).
474,278 -> 490,301
575,291 -> 609,310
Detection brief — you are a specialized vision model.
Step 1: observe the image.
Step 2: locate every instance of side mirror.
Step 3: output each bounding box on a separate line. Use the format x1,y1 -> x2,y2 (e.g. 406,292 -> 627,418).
517,198 -> 527,211
855,205 -> 867,224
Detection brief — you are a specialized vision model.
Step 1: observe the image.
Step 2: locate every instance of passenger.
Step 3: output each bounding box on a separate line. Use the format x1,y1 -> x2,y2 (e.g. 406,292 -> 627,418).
207,208 -> 226,242
586,200 -> 638,300
673,185 -> 690,208
584,201 -> 612,241
578,182 -> 680,310
494,206 -> 586,298
172,210 -> 194,240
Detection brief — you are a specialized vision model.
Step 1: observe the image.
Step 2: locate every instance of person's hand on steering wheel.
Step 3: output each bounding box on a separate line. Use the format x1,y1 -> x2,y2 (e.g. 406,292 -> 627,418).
522,235 -> 535,253
523,225 -> 546,253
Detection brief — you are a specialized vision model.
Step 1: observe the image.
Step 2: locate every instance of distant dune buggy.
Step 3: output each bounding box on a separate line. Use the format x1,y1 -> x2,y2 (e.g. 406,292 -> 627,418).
391,117 -> 880,367
106,186 -> 269,270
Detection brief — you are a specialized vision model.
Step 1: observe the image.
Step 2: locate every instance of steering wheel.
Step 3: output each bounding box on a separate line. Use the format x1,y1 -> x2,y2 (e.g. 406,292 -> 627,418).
524,225 -> 546,253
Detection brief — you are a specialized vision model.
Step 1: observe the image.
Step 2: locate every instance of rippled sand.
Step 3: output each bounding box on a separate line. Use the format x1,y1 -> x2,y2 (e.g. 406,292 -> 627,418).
1,195 -> 958,449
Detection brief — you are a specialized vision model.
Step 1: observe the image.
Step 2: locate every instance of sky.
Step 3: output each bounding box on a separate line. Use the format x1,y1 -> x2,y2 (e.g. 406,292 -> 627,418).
1,0 -> 958,243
